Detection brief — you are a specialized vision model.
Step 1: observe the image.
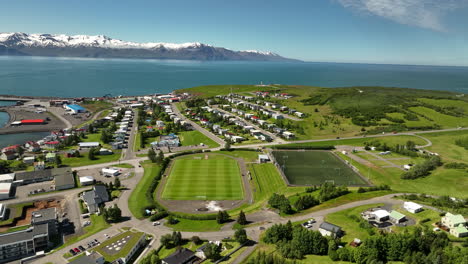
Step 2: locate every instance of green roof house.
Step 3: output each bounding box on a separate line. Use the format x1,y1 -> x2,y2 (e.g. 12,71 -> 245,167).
451,225 -> 468,238
45,153 -> 57,162
389,210 -> 406,223
442,212 -> 466,229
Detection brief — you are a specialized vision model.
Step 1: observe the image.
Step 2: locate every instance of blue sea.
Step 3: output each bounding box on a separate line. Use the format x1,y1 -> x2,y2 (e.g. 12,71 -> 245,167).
0,56 -> 467,97
1,56 -> 468,148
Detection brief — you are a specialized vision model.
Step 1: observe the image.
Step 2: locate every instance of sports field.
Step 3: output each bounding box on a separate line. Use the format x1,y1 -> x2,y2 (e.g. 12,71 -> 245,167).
161,154 -> 244,200
272,150 -> 367,186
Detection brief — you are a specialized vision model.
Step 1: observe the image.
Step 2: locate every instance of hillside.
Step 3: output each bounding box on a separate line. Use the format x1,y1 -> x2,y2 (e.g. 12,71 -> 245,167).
176,85 -> 468,139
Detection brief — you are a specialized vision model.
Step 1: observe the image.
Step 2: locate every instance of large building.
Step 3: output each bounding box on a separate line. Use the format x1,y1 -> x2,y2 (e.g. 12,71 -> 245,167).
31,208 -> 59,236
0,183 -> 12,200
0,224 -> 49,263
65,104 -> 86,114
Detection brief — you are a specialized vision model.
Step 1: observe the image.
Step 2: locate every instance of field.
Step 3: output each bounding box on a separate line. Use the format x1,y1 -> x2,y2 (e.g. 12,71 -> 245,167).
128,162 -> 162,219
161,154 -> 244,200
179,130 -> 219,148
272,150 -> 367,186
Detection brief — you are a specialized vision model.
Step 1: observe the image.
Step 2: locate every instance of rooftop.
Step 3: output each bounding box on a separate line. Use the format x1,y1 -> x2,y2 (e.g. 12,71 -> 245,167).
31,208 -> 57,224
0,223 -> 48,245
163,248 -> 198,264
66,104 -> 86,111
320,222 -> 342,233
390,210 -> 406,220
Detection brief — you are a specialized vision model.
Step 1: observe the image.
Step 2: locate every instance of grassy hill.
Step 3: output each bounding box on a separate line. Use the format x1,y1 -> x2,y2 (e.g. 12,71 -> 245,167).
176,85 -> 468,139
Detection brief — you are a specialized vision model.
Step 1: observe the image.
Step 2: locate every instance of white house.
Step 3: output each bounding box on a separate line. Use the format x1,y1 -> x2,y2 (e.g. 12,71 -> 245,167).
78,142 -> 101,149
404,201 -> 423,213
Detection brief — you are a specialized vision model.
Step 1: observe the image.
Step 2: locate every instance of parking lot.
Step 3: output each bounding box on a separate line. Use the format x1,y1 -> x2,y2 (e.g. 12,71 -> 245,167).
15,181 -> 55,199
76,166 -> 135,185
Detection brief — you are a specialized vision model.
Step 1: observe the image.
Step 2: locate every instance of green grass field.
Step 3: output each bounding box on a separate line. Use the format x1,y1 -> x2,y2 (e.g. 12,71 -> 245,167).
128,162 -> 162,219
272,150 -> 367,186
162,154 -> 244,200
179,130 -> 219,148
94,230 -> 144,262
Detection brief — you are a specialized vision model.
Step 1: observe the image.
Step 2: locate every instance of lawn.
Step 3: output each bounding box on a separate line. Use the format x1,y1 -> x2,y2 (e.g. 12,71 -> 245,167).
161,154 -> 243,200
325,203 -> 383,243
94,230 -> 144,262
179,130 -> 219,148
113,163 -> 134,168
409,106 -> 468,128
216,150 -> 259,162
128,162 -> 161,219
81,100 -> 113,113
175,84 -> 268,98
272,150 -> 367,186
337,152 -> 468,197
62,150 -> 121,167
165,218 -> 223,232
421,130 -> 468,164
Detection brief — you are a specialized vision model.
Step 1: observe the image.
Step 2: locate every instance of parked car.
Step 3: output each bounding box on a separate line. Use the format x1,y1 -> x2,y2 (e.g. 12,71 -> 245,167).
152,221 -> 160,226
78,246 -> 85,251
73,248 -> 80,253
69,249 -> 76,256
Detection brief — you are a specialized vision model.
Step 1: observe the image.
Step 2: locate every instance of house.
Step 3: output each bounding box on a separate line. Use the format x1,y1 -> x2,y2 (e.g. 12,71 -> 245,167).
442,212 -> 466,229
231,136 -> 245,143
389,211 -> 406,223
403,201 -> 423,213
23,156 -> 35,164
372,209 -> 390,222
162,248 -> 200,264
1,150 -> 17,161
82,185 -> 110,214
295,112 -> 305,118
79,176 -> 95,186
451,225 -> 468,238
78,142 -> 101,149
25,141 -> 41,152
102,168 -> 120,177
99,148 -> 113,155
53,168 -> 75,190
282,131 -> 295,139
44,141 -> 60,149
34,161 -> 45,171
45,153 -> 57,162
258,154 -> 270,163
319,222 -> 342,237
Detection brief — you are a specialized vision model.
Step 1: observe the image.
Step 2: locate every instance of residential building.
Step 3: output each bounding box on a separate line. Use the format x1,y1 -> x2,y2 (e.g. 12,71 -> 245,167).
162,248 -> 200,264
319,222 -> 342,237
1,151 -> 17,161
31,208 -> 58,236
403,202 -> 423,213
53,168 -> 75,190
451,225 -> 468,238
78,142 -> 101,149
0,183 -> 12,200
0,224 -> 49,263
82,185 -> 109,214
442,212 -> 466,229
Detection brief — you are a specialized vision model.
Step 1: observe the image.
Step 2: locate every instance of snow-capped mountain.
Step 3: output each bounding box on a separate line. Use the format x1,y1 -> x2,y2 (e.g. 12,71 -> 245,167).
0,32 -> 297,61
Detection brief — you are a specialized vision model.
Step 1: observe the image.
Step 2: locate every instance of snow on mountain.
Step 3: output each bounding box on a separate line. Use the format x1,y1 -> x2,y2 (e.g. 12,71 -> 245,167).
0,32 -> 298,61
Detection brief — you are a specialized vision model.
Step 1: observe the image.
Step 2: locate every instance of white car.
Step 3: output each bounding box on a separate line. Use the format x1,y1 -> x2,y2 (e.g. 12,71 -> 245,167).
152,221 -> 160,226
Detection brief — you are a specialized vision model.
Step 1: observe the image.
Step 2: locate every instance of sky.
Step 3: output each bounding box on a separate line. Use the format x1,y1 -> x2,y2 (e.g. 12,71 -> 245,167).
1,0 -> 468,66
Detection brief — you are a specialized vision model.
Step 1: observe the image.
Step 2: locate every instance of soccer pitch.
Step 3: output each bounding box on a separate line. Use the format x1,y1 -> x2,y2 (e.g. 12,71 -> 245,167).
161,154 -> 244,200
272,150 -> 367,186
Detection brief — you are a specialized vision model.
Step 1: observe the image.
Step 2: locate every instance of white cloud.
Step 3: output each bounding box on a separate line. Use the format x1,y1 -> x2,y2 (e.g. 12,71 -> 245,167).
337,0 -> 468,31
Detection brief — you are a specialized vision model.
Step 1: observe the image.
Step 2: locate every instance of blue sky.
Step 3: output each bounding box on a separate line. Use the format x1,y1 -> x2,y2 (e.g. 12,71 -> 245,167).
2,0 -> 468,66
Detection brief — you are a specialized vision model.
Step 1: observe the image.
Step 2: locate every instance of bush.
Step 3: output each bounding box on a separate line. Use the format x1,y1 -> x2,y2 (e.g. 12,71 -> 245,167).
150,211 -> 168,221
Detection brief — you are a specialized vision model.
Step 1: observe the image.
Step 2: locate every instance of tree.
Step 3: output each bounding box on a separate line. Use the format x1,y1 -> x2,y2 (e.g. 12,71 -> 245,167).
88,147 -> 96,160
157,150 -> 165,164
234,228 -> 248,244
217,210 -> 230,224
140,132 -> 145,148
148,148 -> 157,163
160,234 -> 172,247
167,215 -> 177,225
55,155 -> 62,167
109,182 -> 114,191
203,243 -> 221,260
224,141 -> 231,150
172,231 -> 182,246
191,236 -> 202,245
114,177 -> 121,189
237,210 -> 247,225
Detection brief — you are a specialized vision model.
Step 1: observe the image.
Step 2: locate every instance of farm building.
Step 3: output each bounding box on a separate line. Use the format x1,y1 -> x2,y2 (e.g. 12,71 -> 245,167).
319,222 -> 342,237
372,209 -> 390,222
404,201 -> 423,213
65,104 -> 86,114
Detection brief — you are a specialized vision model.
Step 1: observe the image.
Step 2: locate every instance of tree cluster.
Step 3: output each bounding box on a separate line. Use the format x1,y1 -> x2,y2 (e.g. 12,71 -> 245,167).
293,195 -> 319,211
160,231 -> 183,248
317,182 -> 349,203
401,156 -> 442,179
268,193 -> 292,214
357,184 -> 391,193
216,210 -> 230,224
102,204 -> 122,223
263,221 -> 328,259
139,249 -> 161,264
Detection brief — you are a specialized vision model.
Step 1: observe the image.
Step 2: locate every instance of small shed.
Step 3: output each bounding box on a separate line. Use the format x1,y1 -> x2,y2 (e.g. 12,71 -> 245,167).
258,154 -> 270,163
79,176 -> 95,186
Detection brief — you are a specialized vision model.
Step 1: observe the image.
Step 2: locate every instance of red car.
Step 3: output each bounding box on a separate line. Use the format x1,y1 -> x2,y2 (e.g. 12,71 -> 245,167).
74,248 -> 80,253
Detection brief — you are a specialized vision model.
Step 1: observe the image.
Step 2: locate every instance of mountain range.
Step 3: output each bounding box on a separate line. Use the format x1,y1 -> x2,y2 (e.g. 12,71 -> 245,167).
0,32 -> 298,62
